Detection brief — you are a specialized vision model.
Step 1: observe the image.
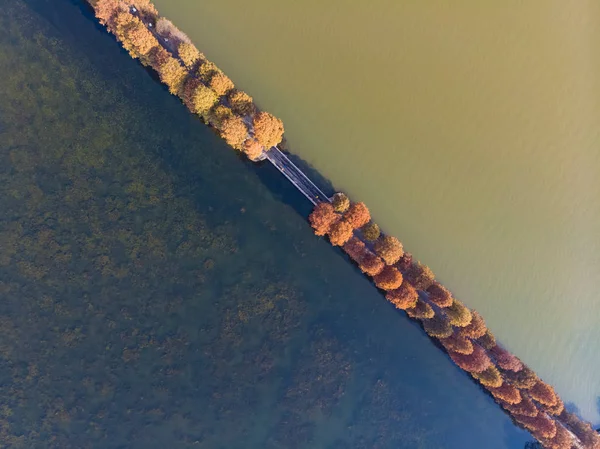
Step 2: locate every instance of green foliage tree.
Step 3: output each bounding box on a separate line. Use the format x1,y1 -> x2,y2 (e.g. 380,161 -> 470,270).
476,329 -> 496,349
423,314 -> 453,338
472,365 -> 503,388
361,222 -> 380,242
445,300 -> 472,327
405,299 -> 435,320
404,262 -> 435,290
331,193 -> 350,213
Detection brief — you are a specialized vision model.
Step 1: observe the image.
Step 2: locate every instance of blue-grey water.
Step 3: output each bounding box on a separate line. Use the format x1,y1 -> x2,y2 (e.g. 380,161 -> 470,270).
0,0 -> 533,447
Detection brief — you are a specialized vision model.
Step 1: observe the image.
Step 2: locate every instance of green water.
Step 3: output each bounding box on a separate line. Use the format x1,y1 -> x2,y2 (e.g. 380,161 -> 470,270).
152,0 -> 600,422
0,0 -> 532,447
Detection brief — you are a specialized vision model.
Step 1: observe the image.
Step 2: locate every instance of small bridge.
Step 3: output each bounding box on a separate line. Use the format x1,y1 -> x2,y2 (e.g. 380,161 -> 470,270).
265,147 -> 330,205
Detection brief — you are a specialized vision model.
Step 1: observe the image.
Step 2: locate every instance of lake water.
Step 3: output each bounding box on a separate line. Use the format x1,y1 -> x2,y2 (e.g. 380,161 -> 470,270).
152,0 -> 600,423
0,0 -> 532,447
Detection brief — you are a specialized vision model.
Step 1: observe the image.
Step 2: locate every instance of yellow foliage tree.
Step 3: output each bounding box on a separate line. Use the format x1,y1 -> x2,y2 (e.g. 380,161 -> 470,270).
156,56 -> 188,95
445,299 -> 472,327
178,42 -> 204,69
243,139 -> 264,161
114,12 -> 158,61
220,116 -> 248,150
208,105 -> 233,128
94,0 -> 123,27
184,80 -> 218,117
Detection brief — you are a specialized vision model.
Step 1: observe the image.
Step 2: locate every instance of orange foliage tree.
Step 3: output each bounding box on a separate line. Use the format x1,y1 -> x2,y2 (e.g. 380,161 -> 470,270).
449,345 -> 491,373
342,237 -> 366,263
405,299 -> 435,320
423,314 -> 453,338
343,202 -> 371,229
328,220 -> 354,246
396,252 -> 413,273
472,365 -> 503,388
95,0 -> 123,26
308,203 -> 338,236
457,310 -> 487,339
331,193 -> 350,213
220,115 -> 248,149
529,380 -> 558,407
373,266 -> 403,291
374,235 -> 404,265
514,413 -> 557,440
385,283 -> 418,310
539,424 -> 574,449
543,398 -> 564,416
445,300 -> 472,327
359,252 -> 385,276
502,396 -> 538,417
560,411 -> 600,448
242,138 -> 264,161
252,112 -> 284,148
440,331 -> 474,355
488,383 -> 522,405
404,262 -> 435,290
426,282 -> 453,308
361,222 -> 380,242
490,345 -> 523,372
228,90 -> 256,116
114,12 -> 158,61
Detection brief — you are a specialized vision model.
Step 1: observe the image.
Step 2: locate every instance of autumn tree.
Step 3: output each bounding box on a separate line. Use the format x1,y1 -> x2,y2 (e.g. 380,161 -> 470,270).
341,202 -> 370,230
487,383 -> 522,405
476,329 -> 496,349
440,331 -> 474,355
457,310 -> 487,339
95,0 -> 123,26
374,235 -> 403,265
423,314 -> 453,338
328,220 -> 354,246
220,115 -> 248,149
490,345 -> 523,372
228,90 -> 256,116
361,222 -> 380,242
130,0 -> 158,20
445,300 -> 472,327
342,237 -> 366,263
501,365 -> 538,390
404,262 -> 435,290
209,71 -> 235,97
396,252 -> 413,272
472,365 -> 503,388
252,111 -> 284,148
359,252 -> 385,276
114,12 -> 158,61
426,282 -> 453,308
514,413 -> 557,440
208,105 -> 233,128
197,60 -> 220,83
178,42 -> 203,69
183,79 -> 218,116
147,45 -> 170,67
331,193 -> 350,213
503,396 -> 538,417
529,381 -> 558,407
449,345 -> 491,373
559,411 -> 600,448
308,203 -> 338,236
405,299 -> 435,320
373,266 -> 403,291
539,424 -> 573,449
156,55 -> 188,95
543,398 -> 564,416
243,138 -> 264,161
386,283 -> 418,310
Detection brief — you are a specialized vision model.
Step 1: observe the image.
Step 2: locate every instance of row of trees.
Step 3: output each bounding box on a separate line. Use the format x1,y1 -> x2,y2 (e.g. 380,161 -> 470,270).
309,193 -> 600,449
93,0 -> 285,160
